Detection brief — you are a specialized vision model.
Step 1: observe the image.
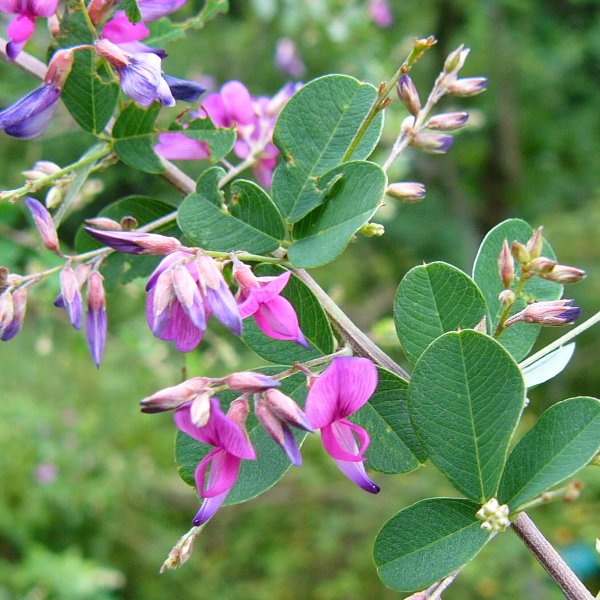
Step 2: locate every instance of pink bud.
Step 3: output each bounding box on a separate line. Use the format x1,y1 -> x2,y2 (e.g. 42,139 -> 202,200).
0,291 -> 14,330
263,388 -> 313,432
499,289 -> 516,307
140,377 -> 210,413
505,299 -> 580,327
94,38 -> 131,69
541,265 -> 586,284
411,132 -> 454,154
386,182 -> 426,203
151,268 -> 175,335
224,371 -> 280,394
227,397 -> 254,449
498,239 -> 515,289
85,217 -> 122,231
88,0 -> 115,24
45,49 -> 75,89
527,257 -> 557,275
447,77 -> 488,97
426,111 -> 469,131
24,196 -> 60,254
60,266 -> 82,329
196,254 -> 224,290
396,74 -> 421,116
473,315 -> 487,333
526,226 -> 544,259
1,287 -> 27,341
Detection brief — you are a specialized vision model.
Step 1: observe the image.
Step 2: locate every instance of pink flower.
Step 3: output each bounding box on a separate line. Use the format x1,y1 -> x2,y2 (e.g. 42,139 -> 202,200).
305,357 -> 380,493
174,397 -> 256,525
234,262 -> 308,347
0,0 -> 59,59
368,0 -> 393,27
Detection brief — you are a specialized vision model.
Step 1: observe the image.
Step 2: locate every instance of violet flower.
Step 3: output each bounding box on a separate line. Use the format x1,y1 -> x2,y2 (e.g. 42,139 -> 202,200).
136,0 -> 188,21
504,299 -> 581,327
0,287 -> 27,341
0,0 -> 59,59
305,357 -> 380,493
84,227 -> 182,255
234,262 -> 308,347
174,397 -> 256,526
58,266 -> 83,329
24,196 -> 60,253
85,271 -> 107,367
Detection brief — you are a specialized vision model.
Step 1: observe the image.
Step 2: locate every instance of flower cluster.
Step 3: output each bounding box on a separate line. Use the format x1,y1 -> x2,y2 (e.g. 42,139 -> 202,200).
141,357 -> 379,527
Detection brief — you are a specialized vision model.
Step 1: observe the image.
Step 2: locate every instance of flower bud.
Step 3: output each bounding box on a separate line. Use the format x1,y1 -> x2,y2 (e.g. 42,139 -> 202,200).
498,239 -> 515,289
45,49 -> 75,89
85,217 -> 122,231
505,299 -> 580,328
151,268 -> 175,335
359,223 -> 385,237
526,226 -> 544,259
1,287 -> 27,341
171,264 -> 206,331
227,397 -> 254,449
88,0 -> 115,25
540,265 -> 586,284
190,391 -> 212,427
22,160 -> 61,181
498,289 -> 515,307
263,388 -> 313,432
120,215 -> 138,230
447,77 -> 488,97
196,254 -> 224,291
410,132 -> 454,154
425,112 -> 469,131
511,241 -> 530,265
386,182 -> 426,203
224,371 -> 280,394
45,185 -> 64,209
473,315 -> 487,333
476,498 -> 510,533
59,266 -> 82,329
140,377 -> 211,413
0,291 -> 14,330
527,257 -> 557,275
443,45 -> 468,74
24,196 -> 60,254
84,227 -> 182,255
86,271 -> 107,367
396,74 -> 421,116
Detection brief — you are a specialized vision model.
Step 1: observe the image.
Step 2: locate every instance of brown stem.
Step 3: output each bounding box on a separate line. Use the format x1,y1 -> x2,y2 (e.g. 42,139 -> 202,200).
511,513 -> 594,600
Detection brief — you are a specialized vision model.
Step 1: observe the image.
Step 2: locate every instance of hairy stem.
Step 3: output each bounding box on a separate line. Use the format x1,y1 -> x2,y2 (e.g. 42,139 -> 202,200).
512,513 -> 594,600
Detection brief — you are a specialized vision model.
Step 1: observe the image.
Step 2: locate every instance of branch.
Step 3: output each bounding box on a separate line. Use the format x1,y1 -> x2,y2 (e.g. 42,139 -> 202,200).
512,513 -> 594,600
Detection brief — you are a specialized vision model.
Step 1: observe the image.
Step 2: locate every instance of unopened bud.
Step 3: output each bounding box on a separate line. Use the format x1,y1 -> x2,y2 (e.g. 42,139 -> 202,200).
443,45 -> 468,74
505,299 -> 580,328
60,266 -> 83,329
359,223 -> 385,237
396,74 -> 421,116
0,291 -> 14,329
141,377 -> 210,413
45,185 -> 64,209
84,227 -> 182,255
85,217 -> 122,231
540,265 -> 586,284
474,315 -> 487,333
528,257 -> 557,275
425,111 -> 469,131
45,49 -> 75,89
386,182 -> 426,203
263,388 -> 313,432
447,77 -> 488,97
526,226 -> 544,259
190,391 -> 212,427
22,161 -> 61,181
47,13 -> 60,36
411,132 -> 454,154
498,240 -> 515,289
476,498 -> 510,533
1,286 -> 27,341
24,196 -> 60,254
511,241 -> 530,265
224,371 -> 280,394
120,216 -> 138,230
499,289 -> 515,307
88,0 -> 115,25
196,254 -> 224,290
227,397 -> 254,450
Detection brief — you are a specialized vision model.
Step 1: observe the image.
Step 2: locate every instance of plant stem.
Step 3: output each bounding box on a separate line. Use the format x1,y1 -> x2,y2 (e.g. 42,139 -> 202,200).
512,513 -> 594,600
493,272 -> 528,338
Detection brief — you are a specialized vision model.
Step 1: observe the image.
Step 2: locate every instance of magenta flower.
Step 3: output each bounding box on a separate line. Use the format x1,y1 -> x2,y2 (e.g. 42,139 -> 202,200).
145,251 -> 242,352
368,0 -> 393,28
85,271 -> 107,368
174,397 -> 256,526
234,263 -> 308,347
305,357 -> 380,493
0,0 -> 59,59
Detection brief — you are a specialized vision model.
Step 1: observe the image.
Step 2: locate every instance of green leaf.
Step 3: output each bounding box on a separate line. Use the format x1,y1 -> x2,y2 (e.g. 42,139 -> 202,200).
121,0 -> 142,22
195,166 -> 225,202
113,104 -> 164,174
352,368 -> 426,474
374,498 -> 489,592
241,265 -> 335,364
175,369 -> 307,505
498,396 -> 600,510
74,196 -> 178,289
272,74 -> 383,223
145,18 -> 186,46
472,219 -> 562,361
58,13 -> 119,134
197,0 -> 230,22
287,161 -> 386,268
409,330 -> 525,502
177,180 -> 285,254
168,118 -> 236,163
394,262 -> 487,365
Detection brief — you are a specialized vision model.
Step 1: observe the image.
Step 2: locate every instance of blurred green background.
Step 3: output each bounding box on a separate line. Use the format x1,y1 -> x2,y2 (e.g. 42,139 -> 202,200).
1,0 -> 600,598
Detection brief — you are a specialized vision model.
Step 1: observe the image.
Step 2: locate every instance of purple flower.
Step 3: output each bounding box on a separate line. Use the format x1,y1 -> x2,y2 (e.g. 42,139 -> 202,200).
0,0 -> 59,59
84,227 -> 182,255
85,271 -> 107,367
174,397 -> 256,526
0,287 -> 27,341
234,262 -> 308,347
505,299 -> 581,327
145,251 -> 242,352
305,357 -> 380,493
162,75 -> 205,103
136,0 -> 188,21
24,196 -> 60,253
368,0 -> 393,28
58,266 -> 83,329
274,38 -> 305,79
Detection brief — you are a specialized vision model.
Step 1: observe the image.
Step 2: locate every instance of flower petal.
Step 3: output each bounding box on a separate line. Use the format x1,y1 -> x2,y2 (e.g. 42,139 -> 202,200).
320,420 -> 370,462
253,295 -> 308,346
196,449 -> 241,498
155,132 -> 211,160
220,80 -> 256,125
192,490 -> 229,526
102,10 -> 149,43
205,284 -> 242,336
332,457 -> 380,494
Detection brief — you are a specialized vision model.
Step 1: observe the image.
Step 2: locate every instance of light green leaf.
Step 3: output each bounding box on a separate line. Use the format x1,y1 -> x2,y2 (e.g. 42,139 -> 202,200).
176,370 -> 307,504
521,343 -> 575,389
272,74 -> 383,223
168,118 -> 236,163
394,262 -> 487,365
498,396 -> 600,510
374,498 -> 489,592
472,219 -> 562,361
145,18 -> 186,46
287,161 -> 386,268
409,330 -> 525,502
241,265 -> 335,364
113,104 -> 164,174
352,368 -> 426,474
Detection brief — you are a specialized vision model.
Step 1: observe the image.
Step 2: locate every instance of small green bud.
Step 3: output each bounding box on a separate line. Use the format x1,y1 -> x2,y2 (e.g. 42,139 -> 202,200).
511,241 -> 530,264
359,223 -> 385,237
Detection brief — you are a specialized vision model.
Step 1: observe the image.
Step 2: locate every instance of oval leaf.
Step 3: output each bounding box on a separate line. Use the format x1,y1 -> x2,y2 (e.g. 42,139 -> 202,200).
394,262 -> 487,365
472,219 -> 562,361
374,498 -> 489,592
352,367 -> 426,474
272,74 -> 383,223
409,330 -> 525,501
287,161 -> 386,268
498,396 -> 600,510
175,370 -> 308,505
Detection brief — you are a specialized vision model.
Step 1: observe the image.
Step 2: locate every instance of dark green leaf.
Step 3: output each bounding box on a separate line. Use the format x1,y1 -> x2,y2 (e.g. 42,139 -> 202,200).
169,118 -> 236,163
409,331 -> 525,502
121,0 -> 142,22
499,396 -> 600,510
195,166 -> 226,203
352,368 -> 426,474
145,18 -> 186,46
272,74 -> 383,223
394,262 -> 487,365
176,370 -> 307,504
287,161 -> 386,268
374,498 -> 489,592
472,219 -> 562,361
113,104 -> 164,174
241,265 -> 335,363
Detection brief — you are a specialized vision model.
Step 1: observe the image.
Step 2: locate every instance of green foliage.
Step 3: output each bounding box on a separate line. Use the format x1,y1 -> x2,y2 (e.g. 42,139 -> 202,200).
241,265 -> 335,363
409,331 -> 524,502
272,74 -> 383,223
113,104 -> 164,174
176,371 -> 307,504
374,498 -> 490,592
288,160 -> 387,268
121,0 -> 142,22
352,368 -> 426,474
171,118 -> 236,163
394,262 -> 487,365
473,219 -> 562,361
499,397 -> 600,510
